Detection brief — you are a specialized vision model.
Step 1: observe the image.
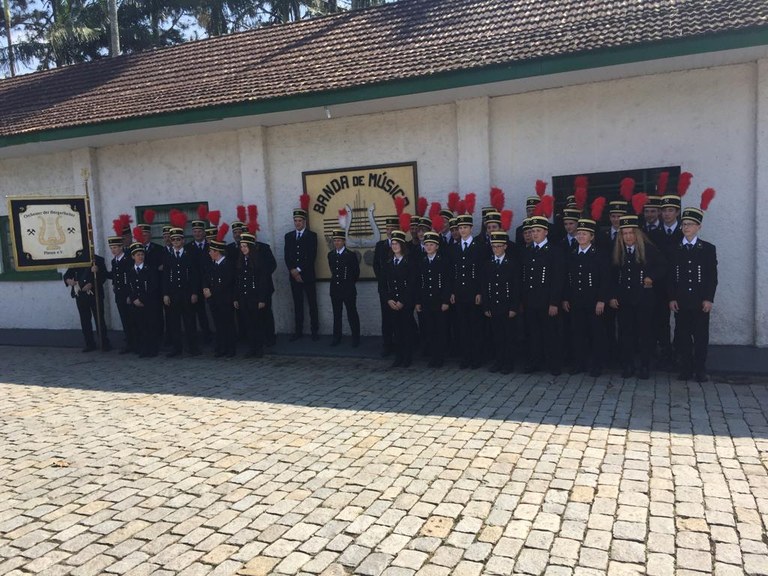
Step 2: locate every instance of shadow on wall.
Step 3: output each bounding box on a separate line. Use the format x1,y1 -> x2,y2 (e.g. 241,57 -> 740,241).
3,346 -> 768,441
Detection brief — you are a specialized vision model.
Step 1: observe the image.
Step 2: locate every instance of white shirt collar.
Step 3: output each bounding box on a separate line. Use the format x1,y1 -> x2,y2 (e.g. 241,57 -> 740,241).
578,244 -> 591,254
536,239 -> 548,249
683,236 -> 698,246
337,247 -> 345,255
666,221 -> 679,233
461,236 -> 473,246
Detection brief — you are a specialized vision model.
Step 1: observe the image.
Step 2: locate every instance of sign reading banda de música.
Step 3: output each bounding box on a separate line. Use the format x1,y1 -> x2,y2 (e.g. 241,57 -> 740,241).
7,196 -> 92,271
302,162 -> 419,281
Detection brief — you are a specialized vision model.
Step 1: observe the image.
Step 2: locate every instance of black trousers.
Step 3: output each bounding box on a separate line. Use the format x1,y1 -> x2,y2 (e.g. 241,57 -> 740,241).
208,298 -> 236,355
603,307 -> 620,366
115,297 -> 134,351
75,294 -> 110,348
421,306 -> 448,364
524,306 -> 562,372
241,298 -> 267,354
388,306 -> 413,364
379,294 -> 394,351
654,284 -> 673,354
676,307 -> 710,374
489,310 -> 515,370
570,306 -> 605,372
290,278 -> 319,335
455,301 -> 482,366
194,293 -> 212,336
264,295 -> 276,346
131,304 -> 158,356
166,296 -> 199,354
618,302 -> 654,370
331,293 -> 360,340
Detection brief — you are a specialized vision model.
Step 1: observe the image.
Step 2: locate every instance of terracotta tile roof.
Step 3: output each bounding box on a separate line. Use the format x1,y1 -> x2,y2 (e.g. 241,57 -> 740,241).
2,0 -> 767,139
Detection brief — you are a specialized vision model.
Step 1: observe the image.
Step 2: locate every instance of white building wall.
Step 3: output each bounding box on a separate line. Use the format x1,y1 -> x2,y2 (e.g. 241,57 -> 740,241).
0,62 -> 763,346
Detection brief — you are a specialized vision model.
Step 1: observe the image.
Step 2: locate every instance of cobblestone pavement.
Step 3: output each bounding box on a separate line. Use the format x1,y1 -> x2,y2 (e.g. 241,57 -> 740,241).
2,347 -> 768,576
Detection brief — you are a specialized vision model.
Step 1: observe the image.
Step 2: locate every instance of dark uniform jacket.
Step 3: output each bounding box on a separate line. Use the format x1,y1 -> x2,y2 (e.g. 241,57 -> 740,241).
373,238 -> 392,295
450,238 -> 484,303
203,257 -> 235,303
284,229 -> 318,283
107,253 -> 131,303
597,227 -> 621,254
143,242 -> 165,272
667,239 -> 718,309
610,243 -> 664,305
563,245 -> 611,308
383,256 -> 417,308
521,241 -> 565,308
236,251 -> 274,303
127,263 -> 160,306
328,248 -> 360,297
64,255 -> 108,298
416,253 -> 452,310
185,239 -> 211,284
162,248 -> 200,300
481,254 -> 520,314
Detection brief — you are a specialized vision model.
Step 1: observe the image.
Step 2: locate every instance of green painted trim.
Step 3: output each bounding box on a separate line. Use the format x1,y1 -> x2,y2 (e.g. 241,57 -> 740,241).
2,27 -> 767,149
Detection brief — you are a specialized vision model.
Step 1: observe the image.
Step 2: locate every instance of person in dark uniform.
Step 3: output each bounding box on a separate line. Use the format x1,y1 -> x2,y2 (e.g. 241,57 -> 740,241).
284,204 -> 319,341
609,214 -> 664,379
234,232 -> 273,358
106,229 -> 134,354
186,219 -> 213,343
558,207 -> 581,367
562,218 -> 610,377
598,200 -> 627,252
161,225 -> 173,254
642,195 -> 663,235
520,216 -> 565,375
655,194 -> 684,366
203,231 -> 236,357
668,203 -> 718,382
598,200 -> 627,367
482,231 -> 520,374
450,214 -> 484,369
416,231 -> 452,368
515,196 -> 541,245
63,255 -> 111,352
439,210 -> 455,246
382,230 -> 417,367
138,221 -> 165,345
328,229 -> 361,347
126,242 -> 160,358
373,217 -> 399,356
162,226 -> 201,357
251,229 -> 277,347
227,220 -> 249,340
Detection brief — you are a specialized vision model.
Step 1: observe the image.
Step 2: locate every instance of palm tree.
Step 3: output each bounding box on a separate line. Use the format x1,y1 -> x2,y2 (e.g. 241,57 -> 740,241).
46,0 -> 102,67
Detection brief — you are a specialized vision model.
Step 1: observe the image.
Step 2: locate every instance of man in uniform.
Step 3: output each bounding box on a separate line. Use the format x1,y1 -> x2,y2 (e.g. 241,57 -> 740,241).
186,219 -> 213,343
450,214 -> 484,369
203,234 -> 236,357
656,194 -> 684,365
127,242 -> 160,358
284,205 -> 319,341
668,205 -> 717,382
163,226 -> 201,357
515,196 -> 541,245
373,216 -> 399,356
482,231 -> 520,374
521,215 -> 565,375
416,231 -> 452,367
643,195 -> 663,235
106,231 -> 134,354
328,229 -> 360,347
64,254 -> 111,352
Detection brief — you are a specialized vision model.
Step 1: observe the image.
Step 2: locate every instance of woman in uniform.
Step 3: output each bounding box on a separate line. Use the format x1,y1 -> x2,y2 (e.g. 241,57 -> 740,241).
383,230 -> 417,368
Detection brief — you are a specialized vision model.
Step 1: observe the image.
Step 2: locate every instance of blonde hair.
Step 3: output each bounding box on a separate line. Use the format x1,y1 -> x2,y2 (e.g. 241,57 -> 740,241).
613,228 -> 649,266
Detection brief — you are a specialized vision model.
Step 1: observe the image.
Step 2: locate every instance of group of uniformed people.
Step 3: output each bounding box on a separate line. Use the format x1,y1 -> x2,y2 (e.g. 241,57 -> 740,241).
68,187 -> 717,382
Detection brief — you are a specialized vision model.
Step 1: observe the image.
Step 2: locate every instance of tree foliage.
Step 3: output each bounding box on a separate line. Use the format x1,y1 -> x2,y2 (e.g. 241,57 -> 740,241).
1,0 -> 391,76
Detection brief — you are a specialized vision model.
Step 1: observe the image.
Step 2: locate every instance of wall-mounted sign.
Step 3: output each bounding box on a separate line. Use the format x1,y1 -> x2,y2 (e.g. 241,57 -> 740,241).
302,162 -> 418,280
6,196 -> 92,271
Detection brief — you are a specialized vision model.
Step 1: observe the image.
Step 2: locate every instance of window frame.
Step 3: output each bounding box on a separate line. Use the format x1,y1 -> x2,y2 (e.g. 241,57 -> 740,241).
0,215 -> 62,282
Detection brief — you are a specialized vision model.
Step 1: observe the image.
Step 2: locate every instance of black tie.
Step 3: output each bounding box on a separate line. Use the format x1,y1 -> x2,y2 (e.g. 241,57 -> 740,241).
463,241 -> 468,251
667,228 -> 673,236
297,233 -> 301,240
686,243 -> 693,251
135,266 -> 140,273
176,251 -> 181,259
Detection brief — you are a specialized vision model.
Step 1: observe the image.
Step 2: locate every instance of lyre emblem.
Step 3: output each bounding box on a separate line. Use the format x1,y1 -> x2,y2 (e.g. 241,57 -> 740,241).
38,215 -> 66,250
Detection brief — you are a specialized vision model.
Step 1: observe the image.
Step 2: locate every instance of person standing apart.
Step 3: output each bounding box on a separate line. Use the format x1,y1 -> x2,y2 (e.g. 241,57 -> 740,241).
285,197 -> 319,341
328,229 -> 360,347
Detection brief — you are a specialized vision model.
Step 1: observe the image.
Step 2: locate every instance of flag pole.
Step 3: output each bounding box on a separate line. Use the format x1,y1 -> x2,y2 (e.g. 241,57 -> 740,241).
82,169 -> 103,351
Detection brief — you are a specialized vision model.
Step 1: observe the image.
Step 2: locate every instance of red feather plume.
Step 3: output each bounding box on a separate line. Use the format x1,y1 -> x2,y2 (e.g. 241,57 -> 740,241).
447,192 -> 460,212
416,197 -> 428,217
394,196 -> 406,216
432,214 -> 445,232
132,226 -> 144,243
236,205 -> 246,222
574,175 -> 588,191
112,219 -> 123,237
216,223 -> 229,243
429,202 -> 441,219
248,220 -> 258,234
247,205 -> 258,222
574,187 -> 588,210
501,210 -> 513,232
399,213 -> 412,232
657,171 -> 670,195
196,204 -> 208,220
456,199 -> 467,215
464,193 -> 476,215
540,195 -> 554,218
170,209 -> 187,229
700,188 -> 716,211
300,194 -> 310,211
591,197 -> 606,221
143,209 -> 156,225
208,210 -> 221,226
490,187 -> 504,211
535,179 -> 547,197
678,172 -> 693,197
632,193 -> 648,215
119,214 -> 132,228
620,178 -> 636,202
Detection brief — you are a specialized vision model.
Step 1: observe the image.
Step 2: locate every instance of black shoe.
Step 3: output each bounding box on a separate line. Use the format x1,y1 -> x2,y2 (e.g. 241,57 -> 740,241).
289,333 -> 302,342
166,350 -> 181,358
489,364 -> 501,373
101,344 -> 112,352
214,351 -> 226,358
523,364 -> 538,374
119,348 -> 133,355
401,359 -> 412,368
203,333 -> 214,345
678,371 -> 692,381
638,366 -> 650,380
459,361 -> 470,369
589,369 -> 602,378
390,359 -> 403,368
330,339 -> 341,347
144,352 -> 158,358
311,333 -> 320,341
189,350 -> 202,357
351,338 -> 360,349
621,367 -> 635,378
225,352 -> 236,358
569,366 -> 585,375
82,346 -> 96,353
696,371 -> 709,383
550,369 -> 562,376
381,347 -> 393,357
500,366 -> 513,375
